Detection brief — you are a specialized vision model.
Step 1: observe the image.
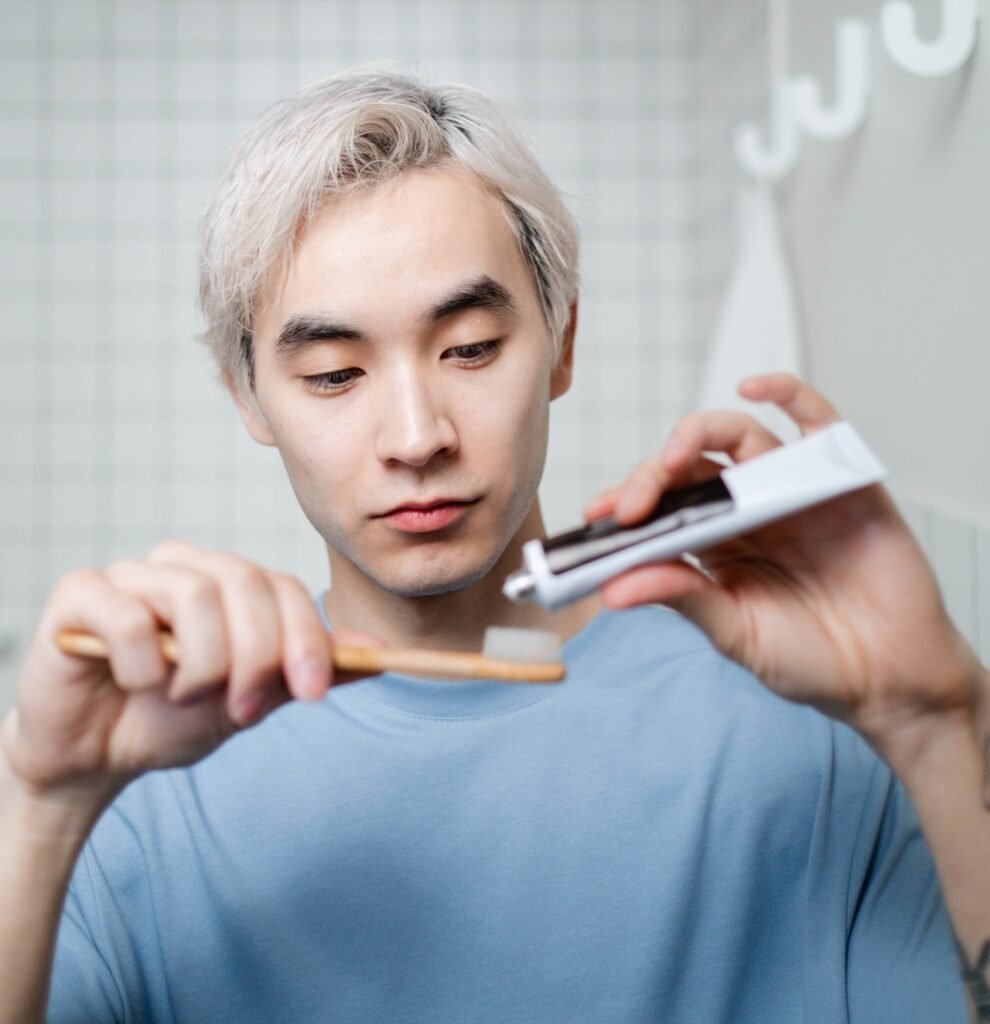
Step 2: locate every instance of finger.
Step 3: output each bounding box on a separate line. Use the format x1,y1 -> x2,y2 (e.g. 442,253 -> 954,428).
737,373 -> 840,434
661,409 -> 782,475
600,560 -> 710,610
267,573 -> 334,700
44,568 -> 169,691
105,560 -> 230,702
583,486 -> 619,523
148,545 -> 283,725
600,560 -> 741,653
613,452 -> 671,524
612,453 -> 728,527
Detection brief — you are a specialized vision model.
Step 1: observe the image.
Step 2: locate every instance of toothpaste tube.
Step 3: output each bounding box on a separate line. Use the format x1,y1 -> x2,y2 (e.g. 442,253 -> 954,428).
503,422 -> 886,610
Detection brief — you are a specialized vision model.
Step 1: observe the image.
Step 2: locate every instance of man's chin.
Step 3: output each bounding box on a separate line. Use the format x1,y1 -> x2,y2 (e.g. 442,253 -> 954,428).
357,547 -> 504,600
379,564 -> 491,599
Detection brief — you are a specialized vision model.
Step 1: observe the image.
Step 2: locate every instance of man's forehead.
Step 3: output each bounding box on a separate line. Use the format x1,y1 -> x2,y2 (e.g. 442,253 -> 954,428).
260,168 -> 538,332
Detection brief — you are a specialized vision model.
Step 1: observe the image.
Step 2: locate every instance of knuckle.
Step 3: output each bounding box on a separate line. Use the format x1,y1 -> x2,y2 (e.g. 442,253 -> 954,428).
673,412 -> 699,435
104,558 -> 142,581
180,572 -> 221,610
113,606 -> 158,646
628,458 -> 660,486
147,538 -> 193,562
58,566 -> 103,593
230,562 -> 270,596
271,572 -> 309,601
49,568 -> 105,612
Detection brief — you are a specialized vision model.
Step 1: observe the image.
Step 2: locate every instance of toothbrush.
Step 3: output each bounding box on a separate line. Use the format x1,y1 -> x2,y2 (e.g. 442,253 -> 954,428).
56,625 -> 565,683
504,422 -> 886,611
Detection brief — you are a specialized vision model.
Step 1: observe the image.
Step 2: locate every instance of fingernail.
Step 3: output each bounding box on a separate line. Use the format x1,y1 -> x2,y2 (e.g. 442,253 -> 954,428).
295,658 -> 328,701
174,689 -> 211,708
233,692 -> 266,726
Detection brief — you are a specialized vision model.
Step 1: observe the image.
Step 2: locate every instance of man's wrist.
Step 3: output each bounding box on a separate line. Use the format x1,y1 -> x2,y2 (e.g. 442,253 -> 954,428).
0,715 -> 116,862
0,717 -> 112,1024
864,663 -> 990,799
1,780 -> 100,874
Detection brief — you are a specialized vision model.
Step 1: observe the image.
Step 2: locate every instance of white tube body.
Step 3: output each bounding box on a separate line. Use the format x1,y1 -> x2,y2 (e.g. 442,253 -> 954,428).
511,422 -> 886,611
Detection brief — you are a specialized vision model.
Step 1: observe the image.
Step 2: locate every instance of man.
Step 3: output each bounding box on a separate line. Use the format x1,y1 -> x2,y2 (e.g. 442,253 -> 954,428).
1,69 -> 988,1022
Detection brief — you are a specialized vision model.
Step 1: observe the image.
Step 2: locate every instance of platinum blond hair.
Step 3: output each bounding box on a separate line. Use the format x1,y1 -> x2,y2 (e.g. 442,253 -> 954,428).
198,67 -> 580,392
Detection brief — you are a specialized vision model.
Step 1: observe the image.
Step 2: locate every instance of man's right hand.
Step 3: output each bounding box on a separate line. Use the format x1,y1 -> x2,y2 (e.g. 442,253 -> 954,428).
1,540 -> 379,813
0,540 -> 384,1024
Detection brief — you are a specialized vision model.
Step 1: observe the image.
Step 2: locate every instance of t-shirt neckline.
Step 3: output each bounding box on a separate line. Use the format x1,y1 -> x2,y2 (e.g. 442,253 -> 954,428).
315,591 -> 611,720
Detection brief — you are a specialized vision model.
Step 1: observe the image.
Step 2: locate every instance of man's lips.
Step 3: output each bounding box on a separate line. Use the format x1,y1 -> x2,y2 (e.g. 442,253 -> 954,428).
375,498 -> 480,533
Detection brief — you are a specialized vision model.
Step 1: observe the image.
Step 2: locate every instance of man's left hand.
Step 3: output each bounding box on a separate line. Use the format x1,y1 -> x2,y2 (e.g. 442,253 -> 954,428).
586,373 -> 986,771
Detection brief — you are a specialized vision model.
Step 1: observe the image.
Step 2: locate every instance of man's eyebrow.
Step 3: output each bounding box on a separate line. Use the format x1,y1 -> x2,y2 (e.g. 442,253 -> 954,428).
273,316 -> 366,356
272,276 -> 518,356
425,275 -> 520,324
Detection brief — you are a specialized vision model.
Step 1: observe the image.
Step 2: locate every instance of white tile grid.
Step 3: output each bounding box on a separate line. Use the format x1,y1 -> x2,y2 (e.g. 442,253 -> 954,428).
0,0 -> 706,706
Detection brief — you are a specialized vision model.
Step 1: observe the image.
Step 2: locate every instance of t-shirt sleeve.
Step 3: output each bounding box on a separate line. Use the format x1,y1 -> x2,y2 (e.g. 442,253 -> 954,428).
843,754 -> 967,1023
47,851 -> 125,1023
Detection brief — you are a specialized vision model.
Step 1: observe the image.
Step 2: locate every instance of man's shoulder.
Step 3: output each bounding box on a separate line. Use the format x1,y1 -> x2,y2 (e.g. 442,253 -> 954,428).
578,605 -> 716,667
576,605 -> 758,705
579,605 -> 865,771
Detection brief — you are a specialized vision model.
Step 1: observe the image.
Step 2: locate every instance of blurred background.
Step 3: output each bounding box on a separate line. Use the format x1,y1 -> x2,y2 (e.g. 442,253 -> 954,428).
1,0 -> 987,706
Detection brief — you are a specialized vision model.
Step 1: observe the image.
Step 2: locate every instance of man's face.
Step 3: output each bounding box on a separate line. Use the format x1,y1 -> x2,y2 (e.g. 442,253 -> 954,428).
240,166 -> 572,598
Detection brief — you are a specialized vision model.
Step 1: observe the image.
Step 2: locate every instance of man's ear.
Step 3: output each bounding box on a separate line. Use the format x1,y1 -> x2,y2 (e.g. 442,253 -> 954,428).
225,372 -> 277,447
549,299 -> 578,401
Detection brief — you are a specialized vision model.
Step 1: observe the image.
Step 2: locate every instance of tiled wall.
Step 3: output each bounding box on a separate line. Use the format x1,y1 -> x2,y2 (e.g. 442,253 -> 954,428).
0,0 -> 701,703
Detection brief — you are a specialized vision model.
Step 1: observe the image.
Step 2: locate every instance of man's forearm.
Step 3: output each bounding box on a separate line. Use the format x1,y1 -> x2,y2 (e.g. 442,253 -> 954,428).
0,755 -> 104,1024
879,667 -> 990,1023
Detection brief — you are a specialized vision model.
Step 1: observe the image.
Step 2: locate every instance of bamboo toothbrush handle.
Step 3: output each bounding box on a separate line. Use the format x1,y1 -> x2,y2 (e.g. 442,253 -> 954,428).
332,645 -> 563,682
56,630 -> 564,684
58,628 -> 181,664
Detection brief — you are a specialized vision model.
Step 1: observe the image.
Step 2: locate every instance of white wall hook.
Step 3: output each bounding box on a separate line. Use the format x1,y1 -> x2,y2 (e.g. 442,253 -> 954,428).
734,81 -> 801,180
881,0 -> 981,77
791,18 -> 872,140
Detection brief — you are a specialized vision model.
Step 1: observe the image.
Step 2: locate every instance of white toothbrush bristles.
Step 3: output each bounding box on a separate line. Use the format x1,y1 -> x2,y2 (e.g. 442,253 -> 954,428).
481,626 -> 562,664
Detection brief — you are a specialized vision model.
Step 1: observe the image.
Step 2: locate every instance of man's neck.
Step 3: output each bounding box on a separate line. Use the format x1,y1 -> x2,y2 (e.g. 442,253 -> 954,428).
322,504 -> 599,655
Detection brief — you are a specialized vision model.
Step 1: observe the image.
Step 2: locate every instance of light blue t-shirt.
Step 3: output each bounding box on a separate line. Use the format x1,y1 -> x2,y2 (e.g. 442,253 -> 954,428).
49,606 -> 964,1022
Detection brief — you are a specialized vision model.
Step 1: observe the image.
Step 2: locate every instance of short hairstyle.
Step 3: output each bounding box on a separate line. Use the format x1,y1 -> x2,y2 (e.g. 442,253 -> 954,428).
198,67 -> 580,393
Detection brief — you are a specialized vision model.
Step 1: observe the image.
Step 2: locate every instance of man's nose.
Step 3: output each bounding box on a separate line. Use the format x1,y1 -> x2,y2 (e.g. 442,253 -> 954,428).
374,369 -> 458,468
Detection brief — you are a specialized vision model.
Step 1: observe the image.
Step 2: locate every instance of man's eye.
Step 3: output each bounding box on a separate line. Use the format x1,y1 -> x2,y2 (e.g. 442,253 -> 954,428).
443,340 -> 502,364
303,368 -> 364,393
